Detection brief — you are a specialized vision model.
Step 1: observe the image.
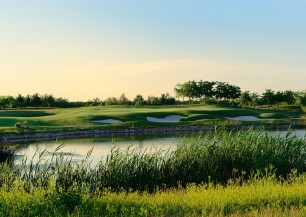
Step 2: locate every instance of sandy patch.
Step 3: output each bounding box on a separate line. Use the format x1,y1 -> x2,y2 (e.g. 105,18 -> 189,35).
93,119 -> 122,124
147,115 -> 184,123
226,116 -> 273,121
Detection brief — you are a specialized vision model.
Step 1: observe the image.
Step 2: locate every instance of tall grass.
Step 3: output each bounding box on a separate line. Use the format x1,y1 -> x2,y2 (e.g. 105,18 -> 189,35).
0,169 -> 305,216
1,128 -> 305,194
0,146 -> 15,164
0,128 -> 306,215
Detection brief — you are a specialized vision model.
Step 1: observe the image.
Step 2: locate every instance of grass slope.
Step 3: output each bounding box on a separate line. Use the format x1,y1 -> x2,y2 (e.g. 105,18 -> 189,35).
0,105 -> 304,133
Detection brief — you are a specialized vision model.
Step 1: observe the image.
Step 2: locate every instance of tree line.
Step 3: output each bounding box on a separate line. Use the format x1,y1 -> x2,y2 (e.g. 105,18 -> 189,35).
174,81 -> 241,101
0,81 -> 305,109
0,94 -> 84,109
0,93 -> 176,109
174,80 -> 305,107
86,93 -> 176,106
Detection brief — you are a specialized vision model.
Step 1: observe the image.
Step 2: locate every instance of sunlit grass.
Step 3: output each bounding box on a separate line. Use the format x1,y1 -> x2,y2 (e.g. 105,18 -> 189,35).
0,104 -> 304,133
0,129 -> 305,215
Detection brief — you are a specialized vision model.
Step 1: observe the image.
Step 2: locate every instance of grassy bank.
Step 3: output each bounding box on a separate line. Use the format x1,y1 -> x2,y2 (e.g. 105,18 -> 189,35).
0,129 -> 305,215
0,104 -> 304,133
0,172 -> 305,216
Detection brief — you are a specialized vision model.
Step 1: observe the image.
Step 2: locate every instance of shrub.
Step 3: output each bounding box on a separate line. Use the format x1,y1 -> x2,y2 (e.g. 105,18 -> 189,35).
15,121 -> 28,129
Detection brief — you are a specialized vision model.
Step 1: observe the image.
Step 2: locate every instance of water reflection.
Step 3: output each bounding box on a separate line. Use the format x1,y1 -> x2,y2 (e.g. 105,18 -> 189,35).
15,135 -> 184,166
14,130 -> 306,166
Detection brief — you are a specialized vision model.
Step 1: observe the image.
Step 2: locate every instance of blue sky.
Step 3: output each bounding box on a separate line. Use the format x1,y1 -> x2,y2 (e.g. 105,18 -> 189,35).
1,0 -> 305,100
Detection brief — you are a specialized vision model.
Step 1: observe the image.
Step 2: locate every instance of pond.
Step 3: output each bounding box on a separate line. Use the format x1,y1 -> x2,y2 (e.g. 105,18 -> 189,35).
15,130 -> 306,166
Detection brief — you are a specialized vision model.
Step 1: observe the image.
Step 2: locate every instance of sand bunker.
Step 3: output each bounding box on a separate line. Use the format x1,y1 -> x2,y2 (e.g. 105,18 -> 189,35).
93,119 -> 122,124
147,115 -> 184,123
226,116 -> 273,121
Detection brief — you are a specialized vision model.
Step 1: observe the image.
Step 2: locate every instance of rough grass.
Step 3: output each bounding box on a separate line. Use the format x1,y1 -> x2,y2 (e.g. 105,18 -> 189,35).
0,129 -> 305,216
0,105 -> 304,133
0,169 -> 305,216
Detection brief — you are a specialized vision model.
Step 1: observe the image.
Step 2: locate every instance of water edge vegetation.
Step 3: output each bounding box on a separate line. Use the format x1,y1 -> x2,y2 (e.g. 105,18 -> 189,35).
0,128 -> 305,216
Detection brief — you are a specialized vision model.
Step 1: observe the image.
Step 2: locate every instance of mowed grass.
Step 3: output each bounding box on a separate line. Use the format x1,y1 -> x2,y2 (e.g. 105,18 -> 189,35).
0,104 -> 304,132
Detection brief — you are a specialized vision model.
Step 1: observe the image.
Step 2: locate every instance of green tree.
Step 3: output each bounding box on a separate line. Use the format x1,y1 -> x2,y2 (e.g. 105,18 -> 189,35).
15,94 -> 25,108
0,96 -> 14,108
300,92 -> 306,112
174,80 -> 199,101
118,93 -> 130,105
105,97 -> 118,105
261,89 -> 275,107
159,93 -> 176,105
42,94 -> 55,107
214,82 -> 241,100
31,93 -> 42,107
197,80 -> 215,99
133,94 -> 145,106
239,91 -> 252,107
147,96 -> 160,105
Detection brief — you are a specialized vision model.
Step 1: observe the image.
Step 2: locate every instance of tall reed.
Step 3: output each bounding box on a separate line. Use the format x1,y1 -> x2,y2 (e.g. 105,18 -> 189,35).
1,128 -> 305,193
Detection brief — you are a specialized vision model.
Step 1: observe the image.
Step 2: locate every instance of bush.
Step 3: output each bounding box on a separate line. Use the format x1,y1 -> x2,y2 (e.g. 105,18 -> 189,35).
15,121 -> 28,129
300,93 -> 306,112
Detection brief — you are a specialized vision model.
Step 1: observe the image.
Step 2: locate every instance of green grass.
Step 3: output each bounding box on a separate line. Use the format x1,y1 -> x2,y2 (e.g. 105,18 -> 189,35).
0,129 -> 305,216
0,104 -> 304,133
0,172 -> 305,216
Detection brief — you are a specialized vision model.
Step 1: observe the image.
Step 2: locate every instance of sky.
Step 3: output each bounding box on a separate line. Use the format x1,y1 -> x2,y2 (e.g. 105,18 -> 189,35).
1,0 -> 306,101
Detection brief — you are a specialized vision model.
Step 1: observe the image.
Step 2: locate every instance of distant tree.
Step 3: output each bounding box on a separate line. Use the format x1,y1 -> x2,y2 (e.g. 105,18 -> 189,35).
250,92 -> 261,106
174,83 -> 185,101
282,90 -> 296,105
214,82 -> 241,100
15,94 -> 25,108
25,95 -> 31,107
118,93 -> 130,105
86,97 -> 101,106
42,94 -> 55,107
105,97 -> 118,105
197,80 -> 215,99
239,91 -> 252,107
0,96 -> 14,109
133,94 -> 145,106
261,89 -> 275,107
160,93 -> 176,105
31,93 -> 42,107
147,96 -> 160,105
300,92 -> 306,112
54,97 -> 70,108
174,80 -> 199,101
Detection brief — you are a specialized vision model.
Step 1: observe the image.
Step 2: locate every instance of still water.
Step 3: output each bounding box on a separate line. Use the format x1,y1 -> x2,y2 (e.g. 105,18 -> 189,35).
15,130 -> 306,166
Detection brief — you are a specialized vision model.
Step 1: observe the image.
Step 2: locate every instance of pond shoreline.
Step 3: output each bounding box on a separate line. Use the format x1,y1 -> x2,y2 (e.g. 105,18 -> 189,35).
0,124 -> 303,144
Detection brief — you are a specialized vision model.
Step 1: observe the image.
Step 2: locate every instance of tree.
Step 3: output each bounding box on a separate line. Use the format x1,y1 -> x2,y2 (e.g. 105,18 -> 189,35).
42,94 -> 55,107
86,97 -> 101,106
105,97 -> 118,105
261,89 -> 275,107
239,91 -> 252,107
282,90 -> 296,105
15,94 -> 25,108
300,92 -> 306,112
214,82 -> 241,100
147,96 -> 160,105
0,96 -> 14,108
118,93 -> 130,105
197,80 -> 215,99
159,93 -> 176,105
25,95 -> 31,107
133,94 -> 145,106
174,80 -> 199,101
31,93 -> 42,107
